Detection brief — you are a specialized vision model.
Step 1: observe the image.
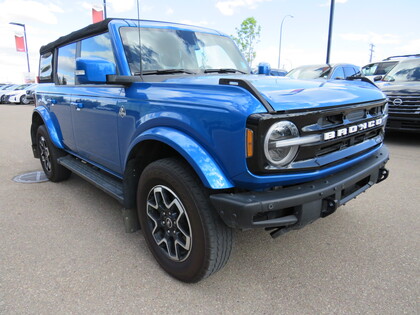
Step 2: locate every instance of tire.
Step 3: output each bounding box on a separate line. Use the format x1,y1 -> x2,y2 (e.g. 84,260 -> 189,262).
20,95 -> 29,105
36,125 -> 71,182
137,158 -> 233,283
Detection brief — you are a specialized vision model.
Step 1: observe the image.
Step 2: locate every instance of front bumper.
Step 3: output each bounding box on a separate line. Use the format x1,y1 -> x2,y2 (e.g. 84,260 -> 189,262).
386,115 -> 420,132
210,146 -> 389,237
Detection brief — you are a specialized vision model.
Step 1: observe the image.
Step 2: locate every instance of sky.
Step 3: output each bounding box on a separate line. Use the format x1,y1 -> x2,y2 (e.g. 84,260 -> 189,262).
0,0 -> 419,83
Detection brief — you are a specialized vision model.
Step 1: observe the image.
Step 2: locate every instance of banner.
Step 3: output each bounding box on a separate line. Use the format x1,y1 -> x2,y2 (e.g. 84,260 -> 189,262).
92,6 -> 104,23
14,34 -> 25,52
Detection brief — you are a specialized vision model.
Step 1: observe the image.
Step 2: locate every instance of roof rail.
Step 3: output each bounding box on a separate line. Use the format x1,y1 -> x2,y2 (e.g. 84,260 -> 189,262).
383,54 -> 420,61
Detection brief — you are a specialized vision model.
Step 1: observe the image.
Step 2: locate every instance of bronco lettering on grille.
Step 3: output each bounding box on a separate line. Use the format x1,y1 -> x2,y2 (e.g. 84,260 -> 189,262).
323,118 -> 383,141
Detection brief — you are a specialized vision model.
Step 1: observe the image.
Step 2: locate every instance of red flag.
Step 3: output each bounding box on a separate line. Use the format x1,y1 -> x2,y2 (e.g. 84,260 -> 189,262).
92,6 -> 104,23
14,34 -> 25,52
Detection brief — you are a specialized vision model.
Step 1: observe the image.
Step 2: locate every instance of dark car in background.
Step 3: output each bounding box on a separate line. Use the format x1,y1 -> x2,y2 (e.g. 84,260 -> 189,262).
286,63 -> 360,80
376,58 -> 420,132
25,84 -> 37,104
362,54 -> 420,82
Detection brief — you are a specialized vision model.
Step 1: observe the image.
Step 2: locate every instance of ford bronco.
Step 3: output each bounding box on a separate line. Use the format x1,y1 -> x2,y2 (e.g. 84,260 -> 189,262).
31,18 -> 389,282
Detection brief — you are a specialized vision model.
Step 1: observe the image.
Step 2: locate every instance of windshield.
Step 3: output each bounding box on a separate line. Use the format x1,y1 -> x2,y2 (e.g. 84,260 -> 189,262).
286,65 -> 331,80
383,59 -> 420,82
120,27 -> 249,75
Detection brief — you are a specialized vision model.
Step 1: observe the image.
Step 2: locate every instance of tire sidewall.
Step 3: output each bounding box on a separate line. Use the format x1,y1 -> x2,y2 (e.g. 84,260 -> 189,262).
36,125 -> 70,182
20,95 -> 28,104
36,125 -> 54,178
137,162 -> 209,282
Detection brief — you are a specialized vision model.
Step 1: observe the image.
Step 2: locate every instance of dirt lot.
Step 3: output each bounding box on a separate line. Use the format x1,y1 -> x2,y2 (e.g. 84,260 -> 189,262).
0,105 -> 418,314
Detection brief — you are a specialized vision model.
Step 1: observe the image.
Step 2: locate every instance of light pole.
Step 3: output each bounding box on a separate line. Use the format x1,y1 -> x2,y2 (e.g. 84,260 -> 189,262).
326,0 -> 335,64
103,0 -> 107,18
9,22 -> 30,73
278,14 -> 293,69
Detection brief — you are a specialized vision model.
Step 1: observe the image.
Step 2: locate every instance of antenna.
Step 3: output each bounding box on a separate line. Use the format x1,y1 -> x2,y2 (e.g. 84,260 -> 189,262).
136,0 -> 143,80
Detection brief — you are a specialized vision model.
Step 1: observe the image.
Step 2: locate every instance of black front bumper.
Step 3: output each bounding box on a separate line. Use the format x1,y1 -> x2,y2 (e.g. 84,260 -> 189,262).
210,146 -> 389,236
386,115 -> 420,132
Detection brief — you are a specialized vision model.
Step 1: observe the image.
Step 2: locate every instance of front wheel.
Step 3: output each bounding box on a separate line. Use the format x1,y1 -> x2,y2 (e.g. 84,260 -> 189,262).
137,158 -> 233,283
20,95 -> 30,105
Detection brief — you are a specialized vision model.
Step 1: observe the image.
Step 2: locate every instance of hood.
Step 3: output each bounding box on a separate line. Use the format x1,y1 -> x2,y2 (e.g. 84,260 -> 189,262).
163,74 -> 385,112
376,81 -> 420,95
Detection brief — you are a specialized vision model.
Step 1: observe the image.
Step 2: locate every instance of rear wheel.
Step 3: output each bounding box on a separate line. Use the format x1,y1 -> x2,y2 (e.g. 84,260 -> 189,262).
137,158 -> 233,283
36,125 -> 71,182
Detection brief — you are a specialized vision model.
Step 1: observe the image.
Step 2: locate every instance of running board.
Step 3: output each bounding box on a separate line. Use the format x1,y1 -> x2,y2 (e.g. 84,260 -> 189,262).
58,155 -> 124,204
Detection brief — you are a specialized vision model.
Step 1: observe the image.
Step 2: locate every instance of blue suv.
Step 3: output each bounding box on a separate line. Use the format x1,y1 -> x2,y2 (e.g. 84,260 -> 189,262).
31,19 -> 389,282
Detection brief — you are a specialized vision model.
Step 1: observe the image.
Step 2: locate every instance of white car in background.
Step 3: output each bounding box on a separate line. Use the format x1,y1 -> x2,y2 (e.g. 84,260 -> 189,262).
5,84 -> 35,104
361,60 -> 398,82
0,84 -> 19,103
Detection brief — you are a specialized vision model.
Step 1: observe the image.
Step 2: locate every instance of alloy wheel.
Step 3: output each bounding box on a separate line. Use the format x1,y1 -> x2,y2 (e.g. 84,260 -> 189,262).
146,185 -> 192,262
38,136 -> 51,173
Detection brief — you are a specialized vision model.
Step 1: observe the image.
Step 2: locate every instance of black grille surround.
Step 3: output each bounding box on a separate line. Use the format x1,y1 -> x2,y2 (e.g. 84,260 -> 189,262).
385,93 -> 420,131
246,99 -> 387,175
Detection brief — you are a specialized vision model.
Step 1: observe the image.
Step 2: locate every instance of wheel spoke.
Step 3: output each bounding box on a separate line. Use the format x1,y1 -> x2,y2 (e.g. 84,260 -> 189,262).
39,136 -> 52,172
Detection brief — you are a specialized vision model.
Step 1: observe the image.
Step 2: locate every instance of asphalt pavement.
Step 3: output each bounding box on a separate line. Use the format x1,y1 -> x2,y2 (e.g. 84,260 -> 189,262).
0,105 -> 418,314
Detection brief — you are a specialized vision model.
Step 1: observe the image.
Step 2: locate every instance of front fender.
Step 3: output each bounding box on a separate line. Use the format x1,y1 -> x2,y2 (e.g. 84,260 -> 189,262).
33,106 -> 64,149
126,127 -> 234,189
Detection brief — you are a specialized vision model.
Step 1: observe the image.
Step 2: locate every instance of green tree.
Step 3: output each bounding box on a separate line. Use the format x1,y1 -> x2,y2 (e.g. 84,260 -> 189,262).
232,17 -> 261,67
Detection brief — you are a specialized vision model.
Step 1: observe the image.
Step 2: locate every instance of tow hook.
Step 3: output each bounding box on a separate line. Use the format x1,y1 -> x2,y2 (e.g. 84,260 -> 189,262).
377,168 -> 389,183
321,198 -> 337,218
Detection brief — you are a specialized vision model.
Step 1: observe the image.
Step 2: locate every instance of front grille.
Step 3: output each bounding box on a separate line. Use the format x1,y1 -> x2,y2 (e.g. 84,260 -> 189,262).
247,100 -> 387,174
295,103 -> 385,162
314,129 -> 381,158
387,94 -> 420,114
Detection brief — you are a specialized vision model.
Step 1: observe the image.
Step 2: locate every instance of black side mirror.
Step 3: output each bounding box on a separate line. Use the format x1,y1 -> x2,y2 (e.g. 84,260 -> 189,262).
373,76 -> 382,82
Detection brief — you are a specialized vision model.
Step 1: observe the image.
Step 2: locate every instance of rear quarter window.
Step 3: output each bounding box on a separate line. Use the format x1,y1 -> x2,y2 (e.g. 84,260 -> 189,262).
39,52 -> 53,82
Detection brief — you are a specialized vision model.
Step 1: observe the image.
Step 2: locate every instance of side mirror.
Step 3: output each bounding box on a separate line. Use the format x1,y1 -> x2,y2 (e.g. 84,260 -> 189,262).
258,62 -> 271,75
373,75 -> 382,82
76,58 -> 116,84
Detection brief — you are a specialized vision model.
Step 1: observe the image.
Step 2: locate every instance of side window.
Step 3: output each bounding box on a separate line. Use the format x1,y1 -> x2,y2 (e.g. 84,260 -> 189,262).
331,67 -> 345,79
375,62 -> 397,75
361,64 -> 377,76
39,52 -> 53,82
81,33 -> 115,64
57,43 -> 77,85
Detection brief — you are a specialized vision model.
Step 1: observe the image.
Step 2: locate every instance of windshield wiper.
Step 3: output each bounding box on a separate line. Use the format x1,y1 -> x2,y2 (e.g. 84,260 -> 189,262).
345,71 -> 377,86
136,69 -> 197,75
204,68 -> 247,74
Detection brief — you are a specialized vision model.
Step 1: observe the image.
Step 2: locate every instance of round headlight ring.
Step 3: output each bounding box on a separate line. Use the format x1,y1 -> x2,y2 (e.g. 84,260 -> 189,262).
264,121 -> 299,167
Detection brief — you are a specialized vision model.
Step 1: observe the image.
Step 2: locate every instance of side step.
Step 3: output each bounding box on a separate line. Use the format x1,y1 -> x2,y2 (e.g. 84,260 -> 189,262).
58,155 -> 124,204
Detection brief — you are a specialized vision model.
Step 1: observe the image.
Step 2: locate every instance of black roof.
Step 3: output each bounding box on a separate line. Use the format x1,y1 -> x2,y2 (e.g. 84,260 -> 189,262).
40,18 -> 113,55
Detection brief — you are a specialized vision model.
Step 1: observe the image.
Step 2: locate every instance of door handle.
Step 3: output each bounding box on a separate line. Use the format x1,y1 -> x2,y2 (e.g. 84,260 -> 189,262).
46,98 -> 57,105
70,102 -> 84,110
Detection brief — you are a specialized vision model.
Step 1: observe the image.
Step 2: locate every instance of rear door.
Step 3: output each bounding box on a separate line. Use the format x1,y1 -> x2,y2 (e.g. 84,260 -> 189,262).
49,42 -> 78,151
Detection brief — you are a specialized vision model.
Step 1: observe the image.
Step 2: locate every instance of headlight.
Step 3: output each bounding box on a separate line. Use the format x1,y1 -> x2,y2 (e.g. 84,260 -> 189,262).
264,121 -> 299,167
